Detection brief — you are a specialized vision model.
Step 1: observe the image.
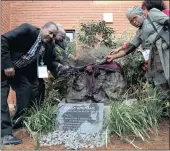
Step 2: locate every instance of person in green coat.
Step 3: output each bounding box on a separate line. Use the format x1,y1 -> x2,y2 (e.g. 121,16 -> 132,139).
105,6 -> 170,97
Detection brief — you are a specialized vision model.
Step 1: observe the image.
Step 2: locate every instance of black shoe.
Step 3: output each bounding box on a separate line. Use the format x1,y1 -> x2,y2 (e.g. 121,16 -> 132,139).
12,122 -> 25,130
2,135 -> 23,145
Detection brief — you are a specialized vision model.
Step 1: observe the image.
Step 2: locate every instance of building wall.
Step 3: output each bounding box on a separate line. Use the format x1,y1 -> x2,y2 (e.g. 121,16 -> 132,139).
9,1 -> 145,34
3,0 -> 170,34
1,1 -> 11,34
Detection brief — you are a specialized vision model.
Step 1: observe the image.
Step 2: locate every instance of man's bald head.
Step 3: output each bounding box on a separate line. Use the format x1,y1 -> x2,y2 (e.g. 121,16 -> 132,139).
43,22 -> 58,29
41,22 -> 58,43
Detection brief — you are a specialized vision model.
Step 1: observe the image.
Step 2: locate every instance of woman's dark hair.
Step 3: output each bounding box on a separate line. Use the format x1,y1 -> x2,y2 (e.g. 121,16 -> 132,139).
141,0 -> 166,11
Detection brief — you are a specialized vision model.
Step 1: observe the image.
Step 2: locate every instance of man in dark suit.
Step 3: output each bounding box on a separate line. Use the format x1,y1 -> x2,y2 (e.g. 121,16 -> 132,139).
1,22 -> 69,145
32,25 -> 75,110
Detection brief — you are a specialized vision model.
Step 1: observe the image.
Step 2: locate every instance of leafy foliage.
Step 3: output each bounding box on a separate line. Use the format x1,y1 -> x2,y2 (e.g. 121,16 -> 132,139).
23,102 -> 58,150
23,102 -> 58,134
66,40 -> 76,56
77,21 -> 116,48
108,84 -> 165,149
120,51 -> 146,88
44,76 -> 71,103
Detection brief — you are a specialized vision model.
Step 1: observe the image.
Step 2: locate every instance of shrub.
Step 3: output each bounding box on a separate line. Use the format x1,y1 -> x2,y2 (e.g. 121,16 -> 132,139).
120,51 -> 146,89
45,76 -> 71,103
77,20 -> 116,49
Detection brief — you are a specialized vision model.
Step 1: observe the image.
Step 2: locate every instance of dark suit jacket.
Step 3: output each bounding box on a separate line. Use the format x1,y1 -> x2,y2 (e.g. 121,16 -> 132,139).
1,23 -> 61,75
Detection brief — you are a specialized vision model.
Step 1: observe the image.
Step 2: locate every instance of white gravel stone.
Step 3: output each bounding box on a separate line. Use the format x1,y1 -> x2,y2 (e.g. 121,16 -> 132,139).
40,130 -> 106,149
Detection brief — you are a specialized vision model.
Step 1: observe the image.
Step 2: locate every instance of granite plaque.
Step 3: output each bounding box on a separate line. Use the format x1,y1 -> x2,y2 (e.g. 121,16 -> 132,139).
57,103 -> 104,136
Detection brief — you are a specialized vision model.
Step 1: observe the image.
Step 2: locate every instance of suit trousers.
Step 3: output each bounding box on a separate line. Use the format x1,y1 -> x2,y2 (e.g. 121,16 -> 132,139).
1,62 -> 44,137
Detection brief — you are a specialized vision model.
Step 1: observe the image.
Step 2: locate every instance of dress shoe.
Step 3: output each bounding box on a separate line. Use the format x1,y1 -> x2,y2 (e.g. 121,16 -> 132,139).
2,135 -> 23,145
12,122 -> 25,130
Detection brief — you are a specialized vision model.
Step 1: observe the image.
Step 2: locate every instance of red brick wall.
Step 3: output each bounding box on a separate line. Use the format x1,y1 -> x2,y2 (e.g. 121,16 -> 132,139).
9,1 -> 145,34
8,1 -> 170,34
5,1 -> 170,33
1,1 -> 11,34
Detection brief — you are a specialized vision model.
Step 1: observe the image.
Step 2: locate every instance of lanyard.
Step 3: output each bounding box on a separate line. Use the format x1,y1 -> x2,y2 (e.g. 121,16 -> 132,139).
40,52 -> 45,66
37,43 -> 45,66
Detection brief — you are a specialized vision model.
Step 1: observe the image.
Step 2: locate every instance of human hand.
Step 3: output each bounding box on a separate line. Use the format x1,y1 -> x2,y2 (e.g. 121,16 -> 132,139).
58,65 -> 70,76
110,42 -> 129,55
110,49 -> 117,55
4,68 -> 15,77
110,47 -> 121,55
121,42 -> 129,49
60,65 -> 69,72
105,55 -> 115,62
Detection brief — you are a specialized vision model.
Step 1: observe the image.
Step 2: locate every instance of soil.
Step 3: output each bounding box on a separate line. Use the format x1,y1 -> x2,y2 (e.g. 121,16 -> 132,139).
2,118 -> 169,150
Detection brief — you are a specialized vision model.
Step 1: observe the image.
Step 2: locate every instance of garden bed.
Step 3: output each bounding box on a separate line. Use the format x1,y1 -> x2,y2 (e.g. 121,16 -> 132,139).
2,118 -> 169,150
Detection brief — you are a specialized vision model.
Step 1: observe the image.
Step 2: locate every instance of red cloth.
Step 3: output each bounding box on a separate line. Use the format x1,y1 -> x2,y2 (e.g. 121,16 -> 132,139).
85,61 -> 123,74
84,61 -> 124,98
143,61 -> 148,70
97,61 -> 123,74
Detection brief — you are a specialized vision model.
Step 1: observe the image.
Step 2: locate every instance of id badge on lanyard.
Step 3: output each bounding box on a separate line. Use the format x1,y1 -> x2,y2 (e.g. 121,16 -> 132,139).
141,49 -> 150,61
37,56 -> 48,78
38,66 -> 48,78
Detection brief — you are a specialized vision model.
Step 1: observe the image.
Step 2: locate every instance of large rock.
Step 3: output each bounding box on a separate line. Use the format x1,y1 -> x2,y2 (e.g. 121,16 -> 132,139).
61,48 -> 126,104
64,70 -> 126,105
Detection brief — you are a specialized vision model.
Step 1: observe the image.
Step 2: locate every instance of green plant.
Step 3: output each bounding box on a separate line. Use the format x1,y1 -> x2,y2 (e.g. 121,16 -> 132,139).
66,40 -> 76,56
120,51 -> 146,88
45,76 -> 70,103
111,29 -> 133,48
23,102 -> 58,149
77,21 -> 116,48
24,102 -> 58,134
24,121 -> 40,150
108,87 -> 164,149
110,102 -> 149,137
139,86 -> 166,134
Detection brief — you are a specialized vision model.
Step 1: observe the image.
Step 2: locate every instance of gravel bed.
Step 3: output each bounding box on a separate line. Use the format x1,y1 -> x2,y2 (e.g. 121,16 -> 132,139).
40,130 -> 106,149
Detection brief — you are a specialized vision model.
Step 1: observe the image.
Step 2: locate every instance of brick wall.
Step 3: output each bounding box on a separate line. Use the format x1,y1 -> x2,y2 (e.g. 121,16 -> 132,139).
4,1 -> 169,32
9,1 -> 169,34
9,1 -> 144,34
1,1 -> 11,34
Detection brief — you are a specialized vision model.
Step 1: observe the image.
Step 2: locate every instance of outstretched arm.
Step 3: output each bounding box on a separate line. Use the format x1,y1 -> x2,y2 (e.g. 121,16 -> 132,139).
105,43 -> 137,62
49,46 -> 70,76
